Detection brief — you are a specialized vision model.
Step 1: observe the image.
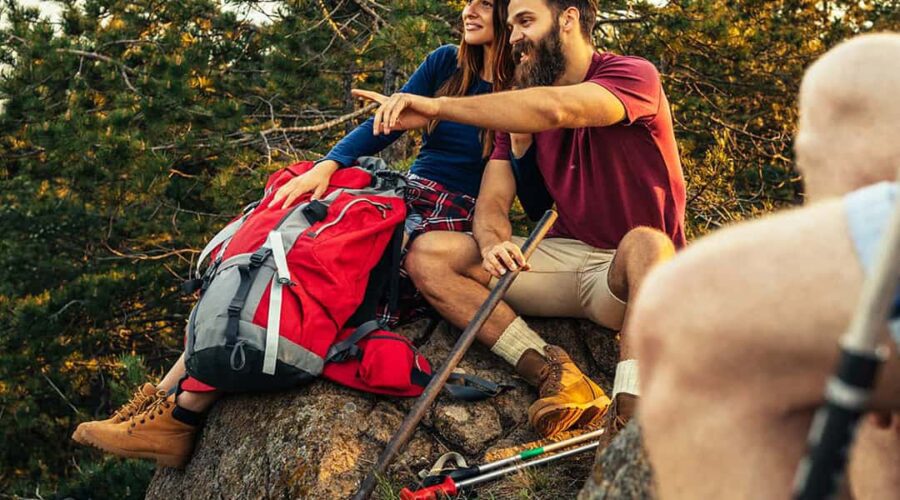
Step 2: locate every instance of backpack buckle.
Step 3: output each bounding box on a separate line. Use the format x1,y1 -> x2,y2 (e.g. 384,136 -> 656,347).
326,344 -> 361,363
249,248 -> 270,266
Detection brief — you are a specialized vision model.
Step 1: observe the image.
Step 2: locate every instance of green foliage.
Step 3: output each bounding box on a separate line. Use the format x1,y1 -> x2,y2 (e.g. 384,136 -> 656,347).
1,0 -> 897,497
0,0 -> 453,495
598,0 -> 900,237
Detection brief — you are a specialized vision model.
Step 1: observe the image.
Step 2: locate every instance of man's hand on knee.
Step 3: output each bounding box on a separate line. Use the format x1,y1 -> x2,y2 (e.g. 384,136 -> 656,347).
481,240 -> 531,278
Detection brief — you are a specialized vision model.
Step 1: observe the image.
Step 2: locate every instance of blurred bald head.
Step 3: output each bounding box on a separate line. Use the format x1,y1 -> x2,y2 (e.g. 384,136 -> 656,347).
795,33 -> 900,201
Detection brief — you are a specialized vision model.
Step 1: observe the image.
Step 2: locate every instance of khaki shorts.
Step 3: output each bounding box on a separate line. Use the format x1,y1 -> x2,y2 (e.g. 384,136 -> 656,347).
489,237 -> 627,330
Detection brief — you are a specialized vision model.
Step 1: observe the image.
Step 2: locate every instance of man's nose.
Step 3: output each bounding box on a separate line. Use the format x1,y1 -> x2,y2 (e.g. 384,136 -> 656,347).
510,29 -> 524,45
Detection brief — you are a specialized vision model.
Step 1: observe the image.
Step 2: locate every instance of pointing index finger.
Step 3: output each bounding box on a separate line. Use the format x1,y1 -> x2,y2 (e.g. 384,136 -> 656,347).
351,89 -> 388,105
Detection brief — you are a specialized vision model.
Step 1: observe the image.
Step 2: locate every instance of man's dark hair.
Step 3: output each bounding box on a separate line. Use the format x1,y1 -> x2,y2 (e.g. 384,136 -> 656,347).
545,0 -> 597,40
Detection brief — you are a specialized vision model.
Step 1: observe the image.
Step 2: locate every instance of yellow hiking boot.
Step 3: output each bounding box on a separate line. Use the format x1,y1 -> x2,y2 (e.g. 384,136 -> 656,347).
72,383 -> 161,444
76,394 -> 197,468
519,346 -> 611,438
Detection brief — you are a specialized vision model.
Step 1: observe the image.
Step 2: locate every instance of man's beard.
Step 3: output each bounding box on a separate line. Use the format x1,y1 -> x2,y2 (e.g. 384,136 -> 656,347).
513,24 -> 566,88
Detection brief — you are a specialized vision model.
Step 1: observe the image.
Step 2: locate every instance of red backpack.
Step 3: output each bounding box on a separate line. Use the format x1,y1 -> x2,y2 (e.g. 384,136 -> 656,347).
181,159 -> 506,400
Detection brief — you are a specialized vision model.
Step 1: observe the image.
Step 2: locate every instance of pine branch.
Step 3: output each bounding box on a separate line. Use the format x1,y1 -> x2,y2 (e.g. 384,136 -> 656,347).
261,102 -> 377,134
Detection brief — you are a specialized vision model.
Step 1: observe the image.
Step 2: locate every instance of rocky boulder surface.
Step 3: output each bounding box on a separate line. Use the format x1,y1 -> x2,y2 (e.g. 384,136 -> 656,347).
578,421 -> 656,500
146,318 -> 652,499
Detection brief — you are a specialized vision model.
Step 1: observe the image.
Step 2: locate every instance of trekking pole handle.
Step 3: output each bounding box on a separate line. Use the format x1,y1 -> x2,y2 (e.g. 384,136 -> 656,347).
352,210 -> 558,500
792,348 -> 882,500
399,476 -> 458,500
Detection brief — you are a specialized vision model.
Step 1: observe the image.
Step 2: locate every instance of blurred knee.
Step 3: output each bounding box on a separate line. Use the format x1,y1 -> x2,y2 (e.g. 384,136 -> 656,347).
630,259 -> 729,397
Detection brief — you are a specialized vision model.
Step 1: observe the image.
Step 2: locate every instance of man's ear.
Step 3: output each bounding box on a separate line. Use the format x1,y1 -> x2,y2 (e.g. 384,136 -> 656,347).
560,6 -> 580,34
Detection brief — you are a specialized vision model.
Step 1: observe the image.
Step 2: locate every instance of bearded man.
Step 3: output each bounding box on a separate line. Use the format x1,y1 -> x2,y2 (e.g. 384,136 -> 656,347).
354,0 -> 685,437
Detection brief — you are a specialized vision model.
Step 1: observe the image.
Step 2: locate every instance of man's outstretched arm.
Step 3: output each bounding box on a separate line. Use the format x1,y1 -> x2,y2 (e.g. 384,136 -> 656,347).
353,83 -> 626,135
435,83 -> 626,132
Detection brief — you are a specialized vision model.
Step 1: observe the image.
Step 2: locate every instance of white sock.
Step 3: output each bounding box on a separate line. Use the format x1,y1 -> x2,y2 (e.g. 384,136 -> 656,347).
490,317 -> 548,367
613,359 -> 640,397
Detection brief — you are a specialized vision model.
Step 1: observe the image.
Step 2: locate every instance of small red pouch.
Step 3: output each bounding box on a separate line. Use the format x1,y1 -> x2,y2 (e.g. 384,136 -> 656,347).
322,327 -> 431,397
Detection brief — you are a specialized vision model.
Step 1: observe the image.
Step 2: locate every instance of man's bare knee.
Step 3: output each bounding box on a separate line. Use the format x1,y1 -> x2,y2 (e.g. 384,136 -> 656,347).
610,227 -> 677,299
406,232 -> 481,294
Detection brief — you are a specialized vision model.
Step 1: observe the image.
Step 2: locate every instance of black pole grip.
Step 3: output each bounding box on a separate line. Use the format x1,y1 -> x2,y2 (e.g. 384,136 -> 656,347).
793,348 -> 882,500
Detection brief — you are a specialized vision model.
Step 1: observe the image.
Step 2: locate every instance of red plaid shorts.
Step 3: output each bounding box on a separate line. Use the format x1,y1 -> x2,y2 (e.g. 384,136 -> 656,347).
376,173 -> 476,327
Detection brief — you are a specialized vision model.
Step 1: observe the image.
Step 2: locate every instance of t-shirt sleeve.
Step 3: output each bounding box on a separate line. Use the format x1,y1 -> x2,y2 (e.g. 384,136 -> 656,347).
490,131 -> 511,161
588,56 -> 661,125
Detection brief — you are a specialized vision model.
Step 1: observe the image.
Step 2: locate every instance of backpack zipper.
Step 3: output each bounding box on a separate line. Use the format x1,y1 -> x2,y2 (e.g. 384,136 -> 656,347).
309,199 -> 390,238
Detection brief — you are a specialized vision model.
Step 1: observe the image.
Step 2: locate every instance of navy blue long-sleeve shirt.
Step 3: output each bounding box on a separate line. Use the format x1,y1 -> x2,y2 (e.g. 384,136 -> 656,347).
323,45 -> 492,197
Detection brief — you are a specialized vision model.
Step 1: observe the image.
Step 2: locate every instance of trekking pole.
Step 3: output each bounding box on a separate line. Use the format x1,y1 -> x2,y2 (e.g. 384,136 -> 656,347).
793,175 -> 900,500
420,427 -> 606,486
400,441 -> 600,500
352,209 -> 558,500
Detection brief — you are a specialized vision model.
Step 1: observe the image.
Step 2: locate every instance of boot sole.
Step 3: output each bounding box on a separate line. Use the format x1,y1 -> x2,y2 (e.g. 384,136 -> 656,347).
79,428 -> 189,468
529,397 -> 610,438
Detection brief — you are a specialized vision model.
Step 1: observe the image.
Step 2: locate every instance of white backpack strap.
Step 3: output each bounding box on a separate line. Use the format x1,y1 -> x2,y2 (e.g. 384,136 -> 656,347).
263,275 -> 282,375
268,231 -> 291,284
195,215 -> 245,278
262,230 -> 289,375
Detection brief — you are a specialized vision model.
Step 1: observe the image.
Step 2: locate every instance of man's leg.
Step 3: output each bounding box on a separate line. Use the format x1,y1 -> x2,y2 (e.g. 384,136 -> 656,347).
406,231 -> 515,345
632,200 -> 900,498
604,227 -> 677,428
406,231 -> 610,437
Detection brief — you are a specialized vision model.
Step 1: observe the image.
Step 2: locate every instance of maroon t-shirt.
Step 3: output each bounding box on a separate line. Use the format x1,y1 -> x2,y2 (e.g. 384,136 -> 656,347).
491,52 -> 686,249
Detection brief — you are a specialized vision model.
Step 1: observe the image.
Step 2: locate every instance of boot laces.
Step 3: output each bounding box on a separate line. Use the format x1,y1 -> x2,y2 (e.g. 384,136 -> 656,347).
129,393 -> 171,428
540,363 -> 564,396
113,387 -> 160,421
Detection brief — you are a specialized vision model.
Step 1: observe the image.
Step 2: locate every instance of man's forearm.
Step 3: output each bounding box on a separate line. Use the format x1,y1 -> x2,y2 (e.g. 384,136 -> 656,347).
436,87 -> 564,133
474,202 -> 514,252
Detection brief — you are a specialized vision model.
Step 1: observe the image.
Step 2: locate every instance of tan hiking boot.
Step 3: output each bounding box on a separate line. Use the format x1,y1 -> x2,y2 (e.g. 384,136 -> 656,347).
72,383 -> 162,444
519,346 -> 611,438
76,394 -> 197,468
606,393 -> 638,434
597,393 -> 639,449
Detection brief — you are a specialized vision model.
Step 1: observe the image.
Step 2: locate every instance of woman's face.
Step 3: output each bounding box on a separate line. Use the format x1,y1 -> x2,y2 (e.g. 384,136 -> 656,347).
462,0 -> 495,46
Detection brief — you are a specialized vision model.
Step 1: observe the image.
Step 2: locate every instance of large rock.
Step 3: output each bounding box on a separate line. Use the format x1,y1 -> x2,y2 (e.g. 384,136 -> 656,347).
147,318 -> 635,499
578,421 -> 656,500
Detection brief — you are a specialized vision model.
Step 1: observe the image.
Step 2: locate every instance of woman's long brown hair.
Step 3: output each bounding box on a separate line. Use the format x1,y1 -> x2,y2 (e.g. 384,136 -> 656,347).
427,0 -> 515,158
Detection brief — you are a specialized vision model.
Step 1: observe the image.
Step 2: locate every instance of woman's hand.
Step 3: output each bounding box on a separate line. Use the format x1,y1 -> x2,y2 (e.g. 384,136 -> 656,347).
352,89 -> 437,135
269,160 -> 339,209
